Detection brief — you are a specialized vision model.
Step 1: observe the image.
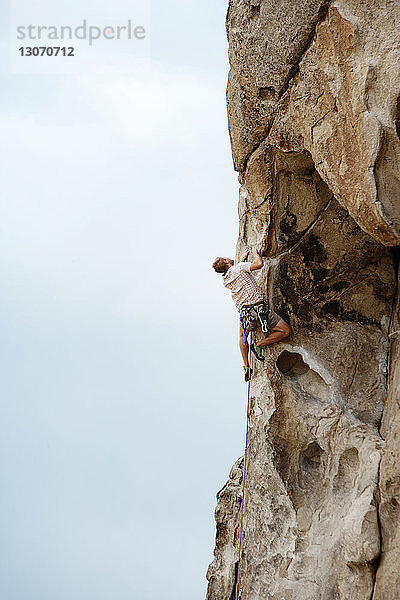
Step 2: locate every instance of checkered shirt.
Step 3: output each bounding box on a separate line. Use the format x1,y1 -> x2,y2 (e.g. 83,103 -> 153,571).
223,262 -> 263,311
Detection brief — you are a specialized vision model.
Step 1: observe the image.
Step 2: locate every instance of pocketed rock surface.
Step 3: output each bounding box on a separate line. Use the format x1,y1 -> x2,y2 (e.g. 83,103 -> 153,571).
206,2 -> 400,599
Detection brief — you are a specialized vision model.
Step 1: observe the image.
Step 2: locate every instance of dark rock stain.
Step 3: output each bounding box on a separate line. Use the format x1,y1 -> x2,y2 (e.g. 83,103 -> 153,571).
301,233 -> 328,265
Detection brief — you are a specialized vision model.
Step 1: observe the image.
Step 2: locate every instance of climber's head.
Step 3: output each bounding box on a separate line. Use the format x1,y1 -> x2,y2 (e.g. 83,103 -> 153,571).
212,257 -> 234,274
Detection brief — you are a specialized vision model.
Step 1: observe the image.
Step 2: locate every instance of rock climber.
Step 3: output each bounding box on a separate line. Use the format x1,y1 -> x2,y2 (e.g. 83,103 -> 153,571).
212,248 -> 291,381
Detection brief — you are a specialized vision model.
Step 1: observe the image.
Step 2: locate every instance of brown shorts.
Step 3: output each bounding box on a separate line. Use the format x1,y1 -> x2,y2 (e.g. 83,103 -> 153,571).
240,300 -> 281,337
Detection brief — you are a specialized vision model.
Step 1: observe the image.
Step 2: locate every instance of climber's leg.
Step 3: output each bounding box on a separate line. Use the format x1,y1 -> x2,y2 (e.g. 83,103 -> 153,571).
240,326 -> 253,381
239,325 -> 249,367
258,319 -> 291,347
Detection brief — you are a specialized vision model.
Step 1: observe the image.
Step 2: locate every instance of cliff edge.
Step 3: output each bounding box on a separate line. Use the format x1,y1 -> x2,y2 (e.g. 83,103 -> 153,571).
206,2 -> 400,598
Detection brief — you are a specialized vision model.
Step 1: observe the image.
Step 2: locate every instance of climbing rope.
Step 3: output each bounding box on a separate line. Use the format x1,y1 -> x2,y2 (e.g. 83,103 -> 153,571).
235,332 -> 252,600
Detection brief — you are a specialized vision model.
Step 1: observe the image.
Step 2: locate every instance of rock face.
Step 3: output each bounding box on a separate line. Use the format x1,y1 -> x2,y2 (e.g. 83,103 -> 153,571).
206,2 -> 400,599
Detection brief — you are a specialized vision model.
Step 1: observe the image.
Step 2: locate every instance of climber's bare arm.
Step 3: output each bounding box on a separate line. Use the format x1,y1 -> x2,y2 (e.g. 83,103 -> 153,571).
250,248 -> 263,271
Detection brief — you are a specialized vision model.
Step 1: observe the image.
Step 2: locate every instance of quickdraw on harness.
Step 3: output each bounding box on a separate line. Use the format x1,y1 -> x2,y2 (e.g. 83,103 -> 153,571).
239,315 -> 249,345
234,331 -> 252,600
241,300 -> 273,335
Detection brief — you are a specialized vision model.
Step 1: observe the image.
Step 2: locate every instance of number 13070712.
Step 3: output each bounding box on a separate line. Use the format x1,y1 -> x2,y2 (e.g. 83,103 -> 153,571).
19,47 -> 75,57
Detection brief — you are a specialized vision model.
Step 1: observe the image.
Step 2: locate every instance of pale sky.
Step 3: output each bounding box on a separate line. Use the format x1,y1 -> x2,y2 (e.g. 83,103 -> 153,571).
0,1 -> 247,598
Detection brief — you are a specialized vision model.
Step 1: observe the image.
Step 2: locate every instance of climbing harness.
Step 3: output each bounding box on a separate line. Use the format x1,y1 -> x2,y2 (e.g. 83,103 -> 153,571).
241,300 -> 275,334
235,332 -> 252,600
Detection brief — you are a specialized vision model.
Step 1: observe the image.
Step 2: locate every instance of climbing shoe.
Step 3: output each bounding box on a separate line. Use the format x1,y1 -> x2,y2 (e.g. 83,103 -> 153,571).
250,342 -> 265,362
243,366 -> 253,382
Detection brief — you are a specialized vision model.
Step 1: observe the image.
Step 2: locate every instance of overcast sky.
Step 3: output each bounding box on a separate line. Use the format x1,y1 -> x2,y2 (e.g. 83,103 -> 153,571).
0,1 -> 250,599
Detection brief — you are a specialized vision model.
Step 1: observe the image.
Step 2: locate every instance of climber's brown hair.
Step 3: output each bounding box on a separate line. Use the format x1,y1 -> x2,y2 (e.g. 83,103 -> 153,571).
212,257 -> 230,274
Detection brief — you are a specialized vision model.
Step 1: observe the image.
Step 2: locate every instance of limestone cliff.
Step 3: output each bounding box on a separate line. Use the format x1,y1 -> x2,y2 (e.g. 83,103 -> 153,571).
206,2 -> 400,599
